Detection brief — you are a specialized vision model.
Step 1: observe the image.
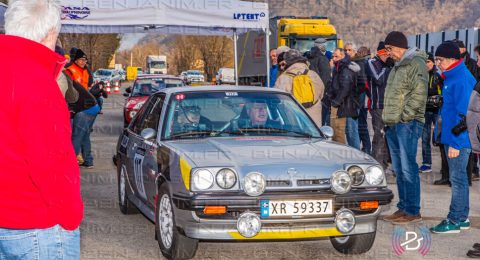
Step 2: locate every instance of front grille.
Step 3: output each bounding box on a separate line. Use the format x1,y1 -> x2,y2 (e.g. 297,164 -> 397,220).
297,179 -> 330,186
266,180 -> 291,187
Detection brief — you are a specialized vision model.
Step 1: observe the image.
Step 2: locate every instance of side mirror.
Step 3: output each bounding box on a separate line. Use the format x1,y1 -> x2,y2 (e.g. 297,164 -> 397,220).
320,126 -> 334,140
125,87 -> 132,93
123,93 -> 129,97
140,128 -> 156,140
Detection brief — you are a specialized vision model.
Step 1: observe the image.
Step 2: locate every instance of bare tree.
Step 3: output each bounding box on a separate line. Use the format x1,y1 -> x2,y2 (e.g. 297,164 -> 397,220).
170,36 -> 198,75
196,36 -> 234,81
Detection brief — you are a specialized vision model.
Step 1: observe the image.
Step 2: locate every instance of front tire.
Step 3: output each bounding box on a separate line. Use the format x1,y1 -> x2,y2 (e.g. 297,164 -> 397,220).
156,183 -> 198,260
330,232 -> 376,254
117,163 -> 138,214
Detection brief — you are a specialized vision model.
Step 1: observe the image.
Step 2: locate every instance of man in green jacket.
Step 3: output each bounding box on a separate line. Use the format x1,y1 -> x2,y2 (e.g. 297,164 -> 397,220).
381,31 -> 428,224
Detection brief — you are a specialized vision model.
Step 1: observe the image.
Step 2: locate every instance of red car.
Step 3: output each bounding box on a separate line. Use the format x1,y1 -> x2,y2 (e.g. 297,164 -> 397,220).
123,75 -> 184,126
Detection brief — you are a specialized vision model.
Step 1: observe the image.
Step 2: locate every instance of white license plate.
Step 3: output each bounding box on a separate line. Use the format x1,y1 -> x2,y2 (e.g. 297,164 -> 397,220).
260,199 -> 333,218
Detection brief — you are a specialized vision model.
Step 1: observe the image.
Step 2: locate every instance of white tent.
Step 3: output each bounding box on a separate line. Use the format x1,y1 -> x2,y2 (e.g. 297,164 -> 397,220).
58,0 -> 270,85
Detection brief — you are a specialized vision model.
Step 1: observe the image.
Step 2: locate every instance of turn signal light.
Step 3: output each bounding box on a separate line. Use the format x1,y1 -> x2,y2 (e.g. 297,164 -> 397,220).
203,206 -> 226,214
360,201 -> 379,210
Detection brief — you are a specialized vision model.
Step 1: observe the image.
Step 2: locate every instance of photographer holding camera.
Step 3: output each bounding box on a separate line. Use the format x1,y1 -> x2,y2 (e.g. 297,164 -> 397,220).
430,41 -> 476,234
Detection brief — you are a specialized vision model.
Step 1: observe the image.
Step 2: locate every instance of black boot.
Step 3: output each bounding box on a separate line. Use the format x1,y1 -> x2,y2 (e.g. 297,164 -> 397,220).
434,178 -> 450,185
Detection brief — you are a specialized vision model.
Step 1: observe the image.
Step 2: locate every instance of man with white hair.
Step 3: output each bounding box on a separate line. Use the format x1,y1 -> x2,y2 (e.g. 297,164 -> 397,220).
0,1 -> 83,258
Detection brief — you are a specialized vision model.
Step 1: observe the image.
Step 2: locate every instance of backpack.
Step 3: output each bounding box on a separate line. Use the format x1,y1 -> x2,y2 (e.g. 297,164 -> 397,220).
286,69 -> 317,108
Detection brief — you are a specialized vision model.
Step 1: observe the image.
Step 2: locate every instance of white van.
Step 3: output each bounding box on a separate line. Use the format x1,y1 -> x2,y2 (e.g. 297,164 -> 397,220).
216,68 -> 235,85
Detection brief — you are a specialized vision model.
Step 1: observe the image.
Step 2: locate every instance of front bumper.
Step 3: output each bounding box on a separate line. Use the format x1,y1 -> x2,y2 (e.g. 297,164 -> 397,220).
172,188 -> 393,241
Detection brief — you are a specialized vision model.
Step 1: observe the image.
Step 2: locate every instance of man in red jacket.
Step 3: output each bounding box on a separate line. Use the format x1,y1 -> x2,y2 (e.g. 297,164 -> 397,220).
0,1 -> 83,259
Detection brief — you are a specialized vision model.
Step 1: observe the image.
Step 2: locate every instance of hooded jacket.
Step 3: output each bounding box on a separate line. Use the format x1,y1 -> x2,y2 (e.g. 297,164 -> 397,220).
440,60 -> 475,150
467,82 -> 480,153
366,56 -> 392,110
462,51 -> 479,81
0,35 -> 83,231
329,56 -> 361,118
382,48 -> 428,125
307,46 -> 331,88
274,61 -> 325,126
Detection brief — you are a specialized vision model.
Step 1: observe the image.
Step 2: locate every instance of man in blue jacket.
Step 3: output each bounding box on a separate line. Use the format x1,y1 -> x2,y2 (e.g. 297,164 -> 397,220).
430,41 -> 475,234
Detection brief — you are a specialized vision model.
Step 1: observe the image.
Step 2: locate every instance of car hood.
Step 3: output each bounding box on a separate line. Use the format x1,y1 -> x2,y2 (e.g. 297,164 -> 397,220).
164,137 -> 376,180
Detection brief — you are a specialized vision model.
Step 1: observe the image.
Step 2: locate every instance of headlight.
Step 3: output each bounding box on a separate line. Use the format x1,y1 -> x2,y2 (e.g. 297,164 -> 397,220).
243,172 -> 266,196
330,171 -> 352,194
216,168 -> 237,189
192,169 -> 214,190
335,209 -> 356,233
237,212 -> 261,238
365,166 -> 384,186
129,111 -> 137,119
133,101 -> 145,110
347,166 -> 365,186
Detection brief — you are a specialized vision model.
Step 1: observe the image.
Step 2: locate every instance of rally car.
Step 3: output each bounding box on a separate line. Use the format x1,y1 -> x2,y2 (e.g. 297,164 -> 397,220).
114,86 -> 393,259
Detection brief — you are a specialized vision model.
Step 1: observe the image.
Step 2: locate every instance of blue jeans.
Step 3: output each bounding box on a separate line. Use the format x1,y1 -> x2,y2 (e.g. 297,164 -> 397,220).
322,100 -> 331,126
421,111 -> 438,165
0,225 -> 80,259
72,111 -> 97,165
346,117 -> 361,149
96,97 -> 103,111
358,94 -> 371,154
386,120 -> 424,216
445,146 -> 471,223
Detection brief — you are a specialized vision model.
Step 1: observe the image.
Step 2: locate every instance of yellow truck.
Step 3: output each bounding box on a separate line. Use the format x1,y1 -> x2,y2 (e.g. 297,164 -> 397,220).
237,16 -> 343,86
126,66 -> 143,81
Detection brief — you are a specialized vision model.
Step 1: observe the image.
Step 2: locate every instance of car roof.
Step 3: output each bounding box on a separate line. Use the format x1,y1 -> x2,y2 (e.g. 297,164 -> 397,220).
136,74 -> 181,80
155,85 -> 287,95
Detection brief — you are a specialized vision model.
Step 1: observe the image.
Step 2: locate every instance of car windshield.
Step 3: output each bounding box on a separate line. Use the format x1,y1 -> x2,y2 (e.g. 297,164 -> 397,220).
151,61 -> 166,69
292,38 -> 337,53
187,71 -> 201,75
95,70 -> 113,76
132,78 -> 183,96
163,91 -> 322,140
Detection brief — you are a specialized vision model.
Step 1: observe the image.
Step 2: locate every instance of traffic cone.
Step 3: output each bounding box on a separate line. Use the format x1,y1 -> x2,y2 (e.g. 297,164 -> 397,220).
106,82 -> 111,94
114,81 -> 120,93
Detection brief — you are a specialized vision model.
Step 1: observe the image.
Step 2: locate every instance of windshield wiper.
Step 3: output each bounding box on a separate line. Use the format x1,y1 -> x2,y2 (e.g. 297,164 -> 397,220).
169,130 -> 216,139
237,127 -> 315,138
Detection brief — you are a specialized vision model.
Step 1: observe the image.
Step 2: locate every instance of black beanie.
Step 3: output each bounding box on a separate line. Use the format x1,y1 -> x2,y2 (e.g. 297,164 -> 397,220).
384,31 -> 408,49
452,39 -> 465,48
435,41 -> 461,59
73,49 -> 87,61
377,41 -> 386,51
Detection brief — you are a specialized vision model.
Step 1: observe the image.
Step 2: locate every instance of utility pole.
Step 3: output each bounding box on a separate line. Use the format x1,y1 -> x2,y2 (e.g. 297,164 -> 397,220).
130,52 -> 133,67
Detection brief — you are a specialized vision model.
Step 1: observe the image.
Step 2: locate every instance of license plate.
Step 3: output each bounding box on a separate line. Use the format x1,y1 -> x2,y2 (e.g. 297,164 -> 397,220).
260,199 -> 333,218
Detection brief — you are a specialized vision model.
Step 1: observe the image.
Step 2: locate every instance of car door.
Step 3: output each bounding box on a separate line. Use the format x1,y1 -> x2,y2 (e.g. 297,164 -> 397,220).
139,94 -> 166,208
125,97 -> 158,203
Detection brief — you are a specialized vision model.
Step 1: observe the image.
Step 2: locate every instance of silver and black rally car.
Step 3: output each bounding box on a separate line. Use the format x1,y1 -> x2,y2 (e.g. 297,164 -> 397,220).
114,86 -> 393,259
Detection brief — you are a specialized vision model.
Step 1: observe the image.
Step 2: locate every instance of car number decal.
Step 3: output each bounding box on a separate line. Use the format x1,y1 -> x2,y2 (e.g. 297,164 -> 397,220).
133,152 -> 147,200
121,135 -> 129,148
225,92 -> 238,96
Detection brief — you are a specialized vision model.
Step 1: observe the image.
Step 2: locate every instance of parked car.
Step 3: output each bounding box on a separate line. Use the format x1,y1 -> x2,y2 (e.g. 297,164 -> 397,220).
216,68 -> 235,85
184,70 -> 205,84
123,75 -> 184,126
94,69 -> 123,85
114,85 -> 393,259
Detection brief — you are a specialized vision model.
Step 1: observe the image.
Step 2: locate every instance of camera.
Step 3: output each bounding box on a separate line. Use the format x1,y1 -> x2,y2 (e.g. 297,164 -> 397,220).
452,114 -> 468,136
426,95 -> 443,109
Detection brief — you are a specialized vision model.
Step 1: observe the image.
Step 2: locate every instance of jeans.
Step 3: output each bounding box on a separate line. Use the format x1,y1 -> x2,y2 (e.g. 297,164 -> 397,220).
371,109 -> 389,169
358,93 -> 371,154
346,117 -> 361,150
421,111 -> 438,165
322,100 -> 331,126
72,111 -> 97,165
445,146 -> 471,224
386,120 -> 424,216
0,225 -> 80,260
96,97 -> 104,111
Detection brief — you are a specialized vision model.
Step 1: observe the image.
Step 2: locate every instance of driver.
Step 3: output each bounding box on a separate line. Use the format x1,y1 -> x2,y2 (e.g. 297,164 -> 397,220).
238,101 -> 280,129
174,105 -> 212,133
140,84 -> 152,95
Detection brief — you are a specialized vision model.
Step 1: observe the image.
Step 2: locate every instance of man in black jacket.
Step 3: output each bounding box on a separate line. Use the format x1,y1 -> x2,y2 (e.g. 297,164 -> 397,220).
90,81 -> 108,114
307,38 -> 332,126
353,46 -> 371,154
328,48 -> 361,147
453,39 -> 479,81
366,42 -> 393,171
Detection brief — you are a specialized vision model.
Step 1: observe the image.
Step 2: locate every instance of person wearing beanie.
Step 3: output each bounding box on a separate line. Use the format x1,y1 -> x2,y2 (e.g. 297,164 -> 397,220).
382,31 -> 428,224
65,48 -> 90,90
274,49 -> 324,126
429,41 -> 475,234
420,52 -> 446,180
366,41 -> 394,179
276,46 -> 290,72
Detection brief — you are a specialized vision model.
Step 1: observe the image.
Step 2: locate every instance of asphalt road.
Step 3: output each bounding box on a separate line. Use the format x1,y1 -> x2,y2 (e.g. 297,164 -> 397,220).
80,84 -> 480,260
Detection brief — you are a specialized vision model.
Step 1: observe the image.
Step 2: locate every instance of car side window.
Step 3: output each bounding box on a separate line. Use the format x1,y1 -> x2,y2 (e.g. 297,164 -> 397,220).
142,94 -> 166,132
131,97 -> 158,135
